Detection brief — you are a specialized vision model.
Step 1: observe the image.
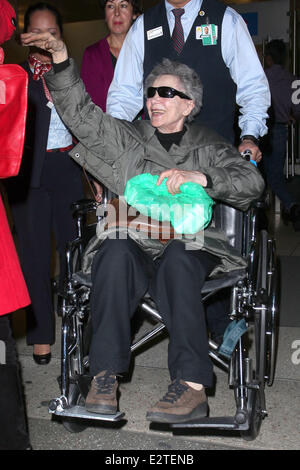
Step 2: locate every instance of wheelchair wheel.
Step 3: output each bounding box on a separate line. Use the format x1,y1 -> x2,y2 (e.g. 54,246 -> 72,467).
241,389 -> 263,441
254,230 -> 269,386
265,239 -> 279,386
241,230 -> 270,440
254,232 -> 279,387
62,383 -> 87,433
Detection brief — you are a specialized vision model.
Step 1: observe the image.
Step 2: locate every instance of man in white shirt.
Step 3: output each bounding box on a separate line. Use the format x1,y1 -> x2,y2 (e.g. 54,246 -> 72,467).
107,0 -> 270,162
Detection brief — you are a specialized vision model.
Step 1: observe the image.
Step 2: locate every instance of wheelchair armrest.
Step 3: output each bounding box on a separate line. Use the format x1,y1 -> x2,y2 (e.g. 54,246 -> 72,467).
71,199 -> 99,218
250,189 -> 271,211
250,199 -> 266,210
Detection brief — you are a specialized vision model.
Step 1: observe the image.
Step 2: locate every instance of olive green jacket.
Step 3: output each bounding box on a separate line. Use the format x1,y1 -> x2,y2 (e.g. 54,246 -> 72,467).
46,60 -> 265,276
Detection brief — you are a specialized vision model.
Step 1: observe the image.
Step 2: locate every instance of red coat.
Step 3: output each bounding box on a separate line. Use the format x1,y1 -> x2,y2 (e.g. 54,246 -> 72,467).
0,2 -> 30,315
0,195 -> 30,316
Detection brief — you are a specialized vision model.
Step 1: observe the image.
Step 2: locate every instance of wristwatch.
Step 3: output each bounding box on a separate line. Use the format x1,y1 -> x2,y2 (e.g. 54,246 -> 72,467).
240,135 -> 260,146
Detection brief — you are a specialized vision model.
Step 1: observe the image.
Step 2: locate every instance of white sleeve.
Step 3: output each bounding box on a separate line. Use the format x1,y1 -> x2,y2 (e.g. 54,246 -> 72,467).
222,7 -> 270,137
106,15 -> 145,121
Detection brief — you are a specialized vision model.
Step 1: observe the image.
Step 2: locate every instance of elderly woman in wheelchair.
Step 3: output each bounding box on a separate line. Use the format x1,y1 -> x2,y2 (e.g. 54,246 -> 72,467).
22,31 -> 278,438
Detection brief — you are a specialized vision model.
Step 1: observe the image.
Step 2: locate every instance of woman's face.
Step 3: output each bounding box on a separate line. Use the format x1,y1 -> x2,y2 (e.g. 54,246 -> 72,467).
105,0 -> 135,35
146,74 -> 195,134
26,9 -> 61,62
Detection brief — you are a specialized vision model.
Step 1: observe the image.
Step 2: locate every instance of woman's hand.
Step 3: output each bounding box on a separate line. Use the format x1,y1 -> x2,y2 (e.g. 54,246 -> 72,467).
20,32 -> 68,63
157,168 -> 208,195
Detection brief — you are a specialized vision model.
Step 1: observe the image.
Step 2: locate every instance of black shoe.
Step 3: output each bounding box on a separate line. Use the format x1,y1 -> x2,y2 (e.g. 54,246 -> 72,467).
33,353 -> 51,365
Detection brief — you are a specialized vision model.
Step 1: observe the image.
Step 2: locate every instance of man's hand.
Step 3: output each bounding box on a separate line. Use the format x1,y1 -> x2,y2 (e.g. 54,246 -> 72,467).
238,139 -> 262,163
20,32 -> 68,63
157,168 -> 207,195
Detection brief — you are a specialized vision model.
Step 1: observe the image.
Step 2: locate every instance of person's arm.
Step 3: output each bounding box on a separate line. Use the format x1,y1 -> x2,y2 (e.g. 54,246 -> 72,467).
222,7 -> 270,161
222,7 -> 270,137
106,15 -> 145,120
80,47 -> 93,95
202,143 -> 265,211
155,143 -> 264,211
21,31 -> 134,169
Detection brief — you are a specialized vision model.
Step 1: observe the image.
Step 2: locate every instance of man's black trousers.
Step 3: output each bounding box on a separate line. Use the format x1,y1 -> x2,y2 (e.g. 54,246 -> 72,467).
89,238 -> 219,388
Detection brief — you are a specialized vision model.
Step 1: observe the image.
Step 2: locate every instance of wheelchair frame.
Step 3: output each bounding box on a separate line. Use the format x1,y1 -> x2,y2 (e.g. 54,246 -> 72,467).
49,197 -> 279,441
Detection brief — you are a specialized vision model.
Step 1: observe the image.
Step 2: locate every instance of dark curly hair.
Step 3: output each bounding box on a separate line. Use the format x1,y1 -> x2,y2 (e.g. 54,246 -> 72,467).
99,0 -> 141,16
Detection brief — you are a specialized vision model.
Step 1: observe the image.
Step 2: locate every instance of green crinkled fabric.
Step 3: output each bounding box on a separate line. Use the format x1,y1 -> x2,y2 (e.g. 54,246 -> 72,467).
124,173 -> 214,234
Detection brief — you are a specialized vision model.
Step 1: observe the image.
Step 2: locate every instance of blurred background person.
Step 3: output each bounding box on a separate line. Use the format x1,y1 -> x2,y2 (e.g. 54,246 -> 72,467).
81,0 -> 140,110
5,2 -> 84,365
262,39 -> 300,231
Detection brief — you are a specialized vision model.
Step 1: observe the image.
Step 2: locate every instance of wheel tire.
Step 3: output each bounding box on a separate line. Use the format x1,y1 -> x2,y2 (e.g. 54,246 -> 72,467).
240,230 -> 268,441
255,230 -> 268,385
255,234 -> 279,387
241,389 -> 263,441
62,383 -> 88,433
266,239 -> 279,386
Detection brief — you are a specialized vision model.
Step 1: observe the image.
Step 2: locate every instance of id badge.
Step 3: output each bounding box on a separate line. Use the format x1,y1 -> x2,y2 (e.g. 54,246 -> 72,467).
196,24 -> 218,45
147,26 -> 163,40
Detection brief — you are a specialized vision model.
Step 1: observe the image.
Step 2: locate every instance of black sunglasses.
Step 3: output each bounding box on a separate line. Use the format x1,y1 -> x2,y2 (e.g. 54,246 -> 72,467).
147,86 -> 192,100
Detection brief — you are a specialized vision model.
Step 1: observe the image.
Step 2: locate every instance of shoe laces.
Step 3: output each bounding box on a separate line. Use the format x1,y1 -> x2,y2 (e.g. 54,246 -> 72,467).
94,371 -> 116,395
161,380 -> 188,404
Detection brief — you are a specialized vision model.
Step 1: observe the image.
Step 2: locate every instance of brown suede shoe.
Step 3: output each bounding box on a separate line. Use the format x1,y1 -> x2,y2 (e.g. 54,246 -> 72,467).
85,370 -> 118,414
146,379 -> 208,423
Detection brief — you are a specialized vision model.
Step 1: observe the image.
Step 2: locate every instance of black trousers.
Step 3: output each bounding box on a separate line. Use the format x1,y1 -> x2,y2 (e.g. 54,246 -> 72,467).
0,315 -> 30,450
89,238 -> 219,388
7,152 -> 84,345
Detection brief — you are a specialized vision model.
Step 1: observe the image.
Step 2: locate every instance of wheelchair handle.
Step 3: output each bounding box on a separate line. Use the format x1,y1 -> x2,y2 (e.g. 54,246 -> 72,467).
241,149 -> 257,167
71,199 -> 99,218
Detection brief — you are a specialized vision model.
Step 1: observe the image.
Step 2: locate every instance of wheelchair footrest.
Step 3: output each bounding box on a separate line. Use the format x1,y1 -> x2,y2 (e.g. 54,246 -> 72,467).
50,404 -> 125,422
171,416 -> 249,431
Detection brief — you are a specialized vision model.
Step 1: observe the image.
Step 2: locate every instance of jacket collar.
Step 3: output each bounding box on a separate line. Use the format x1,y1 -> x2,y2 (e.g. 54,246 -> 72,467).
138,121 -> 209,167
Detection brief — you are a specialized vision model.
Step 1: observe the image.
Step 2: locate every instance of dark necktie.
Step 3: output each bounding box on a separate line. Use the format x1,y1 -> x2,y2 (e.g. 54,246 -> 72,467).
172,8 -> 185,55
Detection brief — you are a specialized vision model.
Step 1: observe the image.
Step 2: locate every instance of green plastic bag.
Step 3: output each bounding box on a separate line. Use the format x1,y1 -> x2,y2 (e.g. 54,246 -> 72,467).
124,173 -> 214,234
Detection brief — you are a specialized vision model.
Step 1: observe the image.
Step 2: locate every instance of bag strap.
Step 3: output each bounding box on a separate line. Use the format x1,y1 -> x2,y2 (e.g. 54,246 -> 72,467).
82,166 -> 97,201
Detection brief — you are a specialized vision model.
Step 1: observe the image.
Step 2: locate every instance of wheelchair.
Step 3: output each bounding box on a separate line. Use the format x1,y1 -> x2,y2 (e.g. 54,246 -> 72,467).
48,190 -> 279,441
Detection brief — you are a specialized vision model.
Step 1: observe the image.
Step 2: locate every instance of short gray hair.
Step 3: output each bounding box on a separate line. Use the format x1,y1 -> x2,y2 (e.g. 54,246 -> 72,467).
144,58 -> 203,122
